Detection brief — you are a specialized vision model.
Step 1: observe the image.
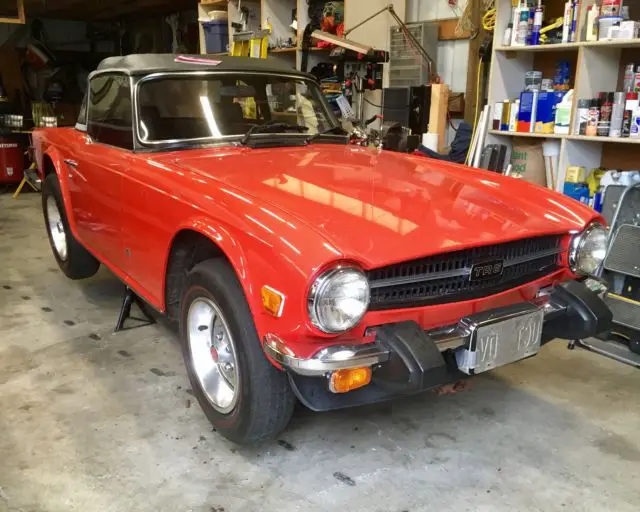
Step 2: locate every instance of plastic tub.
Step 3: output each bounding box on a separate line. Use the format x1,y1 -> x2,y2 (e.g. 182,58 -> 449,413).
202,20 -> 229,53
598,16 -> 623,40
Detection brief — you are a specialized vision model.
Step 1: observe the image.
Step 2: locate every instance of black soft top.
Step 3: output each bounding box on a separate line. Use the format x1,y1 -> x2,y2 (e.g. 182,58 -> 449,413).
96,54 -> 313,79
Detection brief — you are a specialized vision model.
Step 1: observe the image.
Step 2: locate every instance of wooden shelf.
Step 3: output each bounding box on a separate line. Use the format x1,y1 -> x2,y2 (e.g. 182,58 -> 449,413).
269,47 -> 297,54
568,135 -> 640,144
488,129 -> 565,139
495,39 -> 640,53
580,39 -> 640,49
495,42 -> 580,52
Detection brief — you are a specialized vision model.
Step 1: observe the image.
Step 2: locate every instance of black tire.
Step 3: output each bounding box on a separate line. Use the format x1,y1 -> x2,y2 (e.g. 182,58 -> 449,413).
179,258 -> 295,444
42,173 -> 100,280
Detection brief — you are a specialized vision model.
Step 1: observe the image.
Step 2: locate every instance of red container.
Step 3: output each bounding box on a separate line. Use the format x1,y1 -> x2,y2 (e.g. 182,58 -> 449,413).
0,136 -> 24,184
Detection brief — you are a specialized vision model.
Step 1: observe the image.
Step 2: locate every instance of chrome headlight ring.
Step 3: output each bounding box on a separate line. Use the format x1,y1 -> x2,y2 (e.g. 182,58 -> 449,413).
569,223 -> 608,275
308,266 -> 370,334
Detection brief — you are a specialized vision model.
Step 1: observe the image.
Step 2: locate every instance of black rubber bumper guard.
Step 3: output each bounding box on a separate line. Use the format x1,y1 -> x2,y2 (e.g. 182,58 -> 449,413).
289,281 -> 613,412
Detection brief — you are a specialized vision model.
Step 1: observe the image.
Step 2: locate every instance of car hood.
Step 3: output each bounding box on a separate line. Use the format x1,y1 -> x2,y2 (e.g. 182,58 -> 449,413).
170,145 -> 599,268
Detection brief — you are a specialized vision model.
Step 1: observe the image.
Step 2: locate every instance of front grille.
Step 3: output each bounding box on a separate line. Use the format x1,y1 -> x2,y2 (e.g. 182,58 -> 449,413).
367,235 -> 564,310
604,224 -> 640,278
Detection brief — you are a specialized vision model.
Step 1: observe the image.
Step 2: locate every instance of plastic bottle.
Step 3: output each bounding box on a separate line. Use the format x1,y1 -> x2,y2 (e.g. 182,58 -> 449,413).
586,4 -> 599,41
511,5 -> 522,46
624,64 -> 635,92
554,89 -> 574,134
608,92 -> 626,137
622,92 -> 639,137
502,22 -> 513,46
516,2 -> 531,46
531,0 -> 543,45
630,104 -> 640,138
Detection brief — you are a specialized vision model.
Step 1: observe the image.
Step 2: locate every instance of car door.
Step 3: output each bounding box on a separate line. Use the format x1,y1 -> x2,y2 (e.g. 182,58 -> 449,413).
69,73 -> 133,270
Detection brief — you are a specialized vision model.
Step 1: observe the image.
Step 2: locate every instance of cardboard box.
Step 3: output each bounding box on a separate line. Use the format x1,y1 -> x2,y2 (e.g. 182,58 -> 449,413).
517,91 -> 538,133
534,91 -> 565,134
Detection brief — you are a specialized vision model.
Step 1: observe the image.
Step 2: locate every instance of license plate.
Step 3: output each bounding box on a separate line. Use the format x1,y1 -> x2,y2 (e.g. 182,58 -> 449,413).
456,309 -> 543,375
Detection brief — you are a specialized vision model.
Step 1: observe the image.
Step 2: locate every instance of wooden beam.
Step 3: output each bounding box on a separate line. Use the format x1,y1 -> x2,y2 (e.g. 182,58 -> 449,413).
464,2 -> 484,124
0,0 -> 25,24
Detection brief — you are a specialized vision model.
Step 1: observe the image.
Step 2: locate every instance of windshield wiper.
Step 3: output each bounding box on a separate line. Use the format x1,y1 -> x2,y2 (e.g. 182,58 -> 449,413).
241,122 -> 309,145
306,125 -> 348,143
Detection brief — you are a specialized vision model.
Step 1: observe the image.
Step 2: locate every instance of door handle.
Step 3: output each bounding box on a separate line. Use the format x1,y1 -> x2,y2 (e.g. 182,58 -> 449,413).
64,159 -> 78,168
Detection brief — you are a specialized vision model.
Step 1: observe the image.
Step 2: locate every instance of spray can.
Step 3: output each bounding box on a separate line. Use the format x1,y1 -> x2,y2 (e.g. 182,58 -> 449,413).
624,64 -> 635,92
570,1 -> 579,42
622,92 -> 639,137
609,92 -> 626,137
562,0 -> 573,43
575,98 -> 590,135
634,65 -> 640,92
597,92 -> 614,136
531,0 -> 544,45
586,99 -> 600,136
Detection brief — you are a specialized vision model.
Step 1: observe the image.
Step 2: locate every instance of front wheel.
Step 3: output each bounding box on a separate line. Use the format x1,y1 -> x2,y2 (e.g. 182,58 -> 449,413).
179,258 -> 295,444
42,173 -> 100,280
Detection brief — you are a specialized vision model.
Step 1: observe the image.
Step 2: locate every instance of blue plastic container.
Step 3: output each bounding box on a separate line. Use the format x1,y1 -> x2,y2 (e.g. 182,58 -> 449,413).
202,20 -> 229,54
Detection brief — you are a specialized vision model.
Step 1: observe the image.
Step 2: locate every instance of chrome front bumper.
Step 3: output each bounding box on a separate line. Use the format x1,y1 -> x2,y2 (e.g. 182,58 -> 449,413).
263,296 -> 567,377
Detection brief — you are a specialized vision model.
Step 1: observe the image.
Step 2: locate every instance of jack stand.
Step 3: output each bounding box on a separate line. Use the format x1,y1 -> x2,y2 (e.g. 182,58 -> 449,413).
114,286 -> 156,333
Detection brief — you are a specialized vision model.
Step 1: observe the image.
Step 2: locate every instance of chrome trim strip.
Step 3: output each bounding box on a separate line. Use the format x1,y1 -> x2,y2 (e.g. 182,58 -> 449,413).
369,246 -> 563,290
264,297 -> 567,377
263,334 -> 390,377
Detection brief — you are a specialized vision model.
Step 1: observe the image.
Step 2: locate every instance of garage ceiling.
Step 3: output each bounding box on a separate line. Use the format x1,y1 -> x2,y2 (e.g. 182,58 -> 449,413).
1,0 -> 199,21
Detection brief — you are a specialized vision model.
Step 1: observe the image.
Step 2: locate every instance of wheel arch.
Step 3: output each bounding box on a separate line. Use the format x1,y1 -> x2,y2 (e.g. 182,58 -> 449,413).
41,149 -> 78,235
163,224 -> 255,322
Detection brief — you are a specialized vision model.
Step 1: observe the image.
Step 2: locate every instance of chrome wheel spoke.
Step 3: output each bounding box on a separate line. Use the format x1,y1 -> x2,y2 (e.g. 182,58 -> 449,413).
187,297 -> 239,413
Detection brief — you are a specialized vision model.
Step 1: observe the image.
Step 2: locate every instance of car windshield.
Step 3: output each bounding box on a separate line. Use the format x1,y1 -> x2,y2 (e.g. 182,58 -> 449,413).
136,73 -> 339,144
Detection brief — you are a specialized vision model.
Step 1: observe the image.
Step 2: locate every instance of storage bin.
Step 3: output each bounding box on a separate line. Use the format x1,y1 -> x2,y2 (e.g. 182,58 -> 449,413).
202,20 -> 229,53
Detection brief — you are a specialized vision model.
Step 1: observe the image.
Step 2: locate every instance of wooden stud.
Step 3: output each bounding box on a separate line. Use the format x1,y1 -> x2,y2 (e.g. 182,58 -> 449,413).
429,83 -> 450,152
464,0 -> 483,124
0,0 -> 25,24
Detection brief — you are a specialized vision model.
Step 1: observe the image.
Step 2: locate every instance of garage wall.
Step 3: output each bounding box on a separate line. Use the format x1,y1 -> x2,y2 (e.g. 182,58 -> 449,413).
407,0 -> 471,145
0,20 -> 113,52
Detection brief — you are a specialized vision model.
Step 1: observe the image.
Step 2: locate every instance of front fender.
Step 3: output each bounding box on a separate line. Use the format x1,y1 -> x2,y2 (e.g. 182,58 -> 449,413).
166,214 -> 341,344
43,147 -> 80,237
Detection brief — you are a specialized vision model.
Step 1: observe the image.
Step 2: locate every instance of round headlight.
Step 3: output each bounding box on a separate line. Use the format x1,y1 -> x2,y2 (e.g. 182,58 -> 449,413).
570,223 -> 607,275
308,267 -> 370,334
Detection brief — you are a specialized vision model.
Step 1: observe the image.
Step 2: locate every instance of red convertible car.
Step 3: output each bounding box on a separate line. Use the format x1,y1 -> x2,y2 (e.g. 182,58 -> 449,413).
34,54 -> 611,444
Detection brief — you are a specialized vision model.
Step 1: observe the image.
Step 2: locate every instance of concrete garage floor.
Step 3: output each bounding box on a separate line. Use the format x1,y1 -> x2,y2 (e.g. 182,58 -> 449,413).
1,193 -> 640,512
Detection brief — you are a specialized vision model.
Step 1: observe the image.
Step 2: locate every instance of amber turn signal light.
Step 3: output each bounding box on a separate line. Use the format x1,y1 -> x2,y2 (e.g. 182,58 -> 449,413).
261,285 -> 285,317
329,367 -> 372,393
